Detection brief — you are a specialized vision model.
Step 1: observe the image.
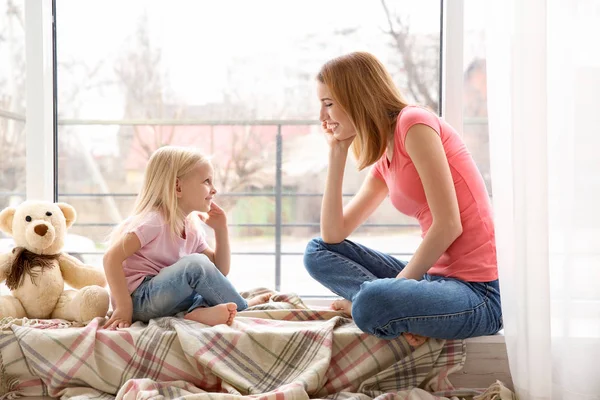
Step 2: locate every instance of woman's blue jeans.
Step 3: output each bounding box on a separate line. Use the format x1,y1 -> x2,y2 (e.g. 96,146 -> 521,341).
131,254 -> 248,322
303,238 -> 503,340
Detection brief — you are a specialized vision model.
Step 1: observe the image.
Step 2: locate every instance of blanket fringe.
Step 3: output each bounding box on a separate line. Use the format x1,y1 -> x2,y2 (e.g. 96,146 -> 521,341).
473,380 -> 517,400
0,349 -> 19,399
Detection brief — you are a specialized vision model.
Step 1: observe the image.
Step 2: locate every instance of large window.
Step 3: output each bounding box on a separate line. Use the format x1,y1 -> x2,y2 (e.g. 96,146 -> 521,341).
0,0 -> 474,298
53,0 -> 442,296
0,2 -> 497,299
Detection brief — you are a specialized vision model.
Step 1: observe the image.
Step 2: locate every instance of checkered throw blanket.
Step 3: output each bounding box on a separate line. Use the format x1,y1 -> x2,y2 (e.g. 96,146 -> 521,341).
0,289 -> 514,400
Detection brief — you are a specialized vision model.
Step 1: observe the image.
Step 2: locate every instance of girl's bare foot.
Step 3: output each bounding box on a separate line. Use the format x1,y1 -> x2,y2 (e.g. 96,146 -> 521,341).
247,293 -> 273,307
331,299 -> 353,317
403,333 -> 428,347
184,303 -> 237,326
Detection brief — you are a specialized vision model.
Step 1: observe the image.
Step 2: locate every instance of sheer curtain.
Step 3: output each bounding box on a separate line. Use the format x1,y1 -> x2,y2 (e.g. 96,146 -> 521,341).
486,0 -> 600,399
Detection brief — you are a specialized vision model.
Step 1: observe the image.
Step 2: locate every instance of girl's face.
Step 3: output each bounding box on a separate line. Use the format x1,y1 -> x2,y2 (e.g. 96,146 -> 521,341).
176,161 -> 216,215
317,81 -> 356,141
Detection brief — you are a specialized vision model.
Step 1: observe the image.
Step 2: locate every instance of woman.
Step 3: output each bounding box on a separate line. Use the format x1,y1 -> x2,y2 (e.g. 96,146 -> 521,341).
303,52 -> 502,346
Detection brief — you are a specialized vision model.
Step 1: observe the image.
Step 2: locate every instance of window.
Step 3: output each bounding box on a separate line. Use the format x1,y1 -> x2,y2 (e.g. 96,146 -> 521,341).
54,0 -> 441,296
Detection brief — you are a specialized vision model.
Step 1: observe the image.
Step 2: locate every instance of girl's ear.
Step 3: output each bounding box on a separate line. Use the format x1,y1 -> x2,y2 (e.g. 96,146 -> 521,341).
175,178 -> 183,198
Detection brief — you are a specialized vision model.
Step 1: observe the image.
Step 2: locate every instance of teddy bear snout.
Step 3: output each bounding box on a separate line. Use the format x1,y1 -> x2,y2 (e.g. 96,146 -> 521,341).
34,223 -> 49,236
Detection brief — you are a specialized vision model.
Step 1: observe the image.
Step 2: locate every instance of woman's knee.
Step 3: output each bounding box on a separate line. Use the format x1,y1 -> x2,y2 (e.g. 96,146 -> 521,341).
352,281 -> 386,334
352,279 -> 416,335
303,237 -> 327,275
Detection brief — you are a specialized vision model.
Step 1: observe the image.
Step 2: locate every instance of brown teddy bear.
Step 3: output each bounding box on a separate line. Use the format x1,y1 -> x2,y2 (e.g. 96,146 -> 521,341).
0,200 -> 109,323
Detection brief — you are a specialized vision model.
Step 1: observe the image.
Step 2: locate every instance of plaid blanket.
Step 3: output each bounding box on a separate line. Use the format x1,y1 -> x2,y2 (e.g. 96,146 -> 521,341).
0,289 -> 514,400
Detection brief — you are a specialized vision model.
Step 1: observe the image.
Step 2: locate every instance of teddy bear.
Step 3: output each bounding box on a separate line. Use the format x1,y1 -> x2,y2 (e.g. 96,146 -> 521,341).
0,200 -> 109,323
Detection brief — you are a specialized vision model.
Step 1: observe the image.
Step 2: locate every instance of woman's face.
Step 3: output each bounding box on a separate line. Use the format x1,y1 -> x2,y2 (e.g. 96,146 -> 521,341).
317,82 -> 356,141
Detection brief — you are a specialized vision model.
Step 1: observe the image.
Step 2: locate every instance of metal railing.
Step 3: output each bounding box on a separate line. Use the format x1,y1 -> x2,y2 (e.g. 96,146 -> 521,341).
55,119 -> 422,291
2,117 -> 490,291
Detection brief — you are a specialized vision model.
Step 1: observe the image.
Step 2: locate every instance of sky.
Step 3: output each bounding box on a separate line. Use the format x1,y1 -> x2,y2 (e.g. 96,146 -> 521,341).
53,1 -> 437,111
1,0 -> 490,154
2,0 -> 490,114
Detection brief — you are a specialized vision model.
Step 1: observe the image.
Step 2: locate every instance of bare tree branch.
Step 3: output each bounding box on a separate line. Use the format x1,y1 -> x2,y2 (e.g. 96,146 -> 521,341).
380,0 -> 439,111
114,15 -> 272,211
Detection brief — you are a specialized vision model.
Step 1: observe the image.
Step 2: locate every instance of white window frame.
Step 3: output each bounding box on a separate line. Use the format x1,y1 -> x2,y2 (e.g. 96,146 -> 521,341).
440,0 -> 464,133
25,0 -> 55,202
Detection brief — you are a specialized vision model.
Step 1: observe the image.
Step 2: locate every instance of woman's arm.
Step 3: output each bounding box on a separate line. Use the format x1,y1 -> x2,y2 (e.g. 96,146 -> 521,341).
397,124 -> 463,280
321,144 -> 389,243
102,232 -> 141,329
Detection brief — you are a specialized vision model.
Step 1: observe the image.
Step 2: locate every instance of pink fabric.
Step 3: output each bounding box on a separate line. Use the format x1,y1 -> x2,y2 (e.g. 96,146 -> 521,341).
122,211 -> 208,293
372,106 -> 497,282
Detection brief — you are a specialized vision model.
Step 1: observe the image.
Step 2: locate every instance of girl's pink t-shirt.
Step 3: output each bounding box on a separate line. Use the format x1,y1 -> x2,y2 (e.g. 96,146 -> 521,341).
122,211 -> 208,293
372,106 -> 498,282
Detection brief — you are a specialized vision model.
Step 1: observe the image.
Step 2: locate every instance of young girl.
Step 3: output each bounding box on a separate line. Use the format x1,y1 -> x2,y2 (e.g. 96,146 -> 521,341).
103,146 -> 270,329
303,52 -> 502,346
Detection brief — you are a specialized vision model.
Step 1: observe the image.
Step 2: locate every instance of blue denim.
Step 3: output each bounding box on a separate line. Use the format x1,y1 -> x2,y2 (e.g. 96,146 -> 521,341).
131,253 -> 248,322
303,238 -> 503,340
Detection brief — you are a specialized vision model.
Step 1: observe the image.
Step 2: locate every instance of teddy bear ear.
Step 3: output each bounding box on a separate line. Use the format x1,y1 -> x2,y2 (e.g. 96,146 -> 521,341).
0,207 -> 16,235
56,202 -> 77,228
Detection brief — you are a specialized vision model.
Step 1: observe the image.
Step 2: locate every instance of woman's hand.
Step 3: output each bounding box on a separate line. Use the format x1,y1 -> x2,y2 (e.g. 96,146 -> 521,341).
199,202 -> 228,232
103,306 -> 132,330
322,121 -> 355,152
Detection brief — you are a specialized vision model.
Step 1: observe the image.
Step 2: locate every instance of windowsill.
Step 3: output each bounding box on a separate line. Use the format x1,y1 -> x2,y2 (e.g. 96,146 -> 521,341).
466,330 -> 505,343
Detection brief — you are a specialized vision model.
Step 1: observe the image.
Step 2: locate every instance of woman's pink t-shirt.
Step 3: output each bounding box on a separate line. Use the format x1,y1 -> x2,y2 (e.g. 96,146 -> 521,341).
372,106 -> 497,282
122,211 -> 208,293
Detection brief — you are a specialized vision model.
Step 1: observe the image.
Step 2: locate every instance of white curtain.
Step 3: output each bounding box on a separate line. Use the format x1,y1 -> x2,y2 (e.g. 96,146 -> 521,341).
486,0 -> 600,399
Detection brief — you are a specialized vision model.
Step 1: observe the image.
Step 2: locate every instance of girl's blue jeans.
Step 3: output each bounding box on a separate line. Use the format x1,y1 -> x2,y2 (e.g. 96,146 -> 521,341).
303,237 -> 503,340
131,254 -> 248,322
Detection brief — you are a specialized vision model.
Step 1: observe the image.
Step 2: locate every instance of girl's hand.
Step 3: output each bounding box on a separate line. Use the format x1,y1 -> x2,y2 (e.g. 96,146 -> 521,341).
103,307 -> 132,330
322,121 -> 354,152
199,202 -> 228,231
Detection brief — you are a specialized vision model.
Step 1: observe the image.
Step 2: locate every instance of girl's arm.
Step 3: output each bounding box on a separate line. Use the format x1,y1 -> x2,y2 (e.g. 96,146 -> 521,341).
102,232 -> 141,329
200,203 -> 231,276
201,226 -> 230,276
321,142 -> 389,244
397,124 -> 463,280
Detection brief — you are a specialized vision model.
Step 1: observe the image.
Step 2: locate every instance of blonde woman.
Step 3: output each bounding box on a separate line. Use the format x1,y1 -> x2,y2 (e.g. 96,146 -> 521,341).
103,146 -> 270,329
303,52 -> 502,346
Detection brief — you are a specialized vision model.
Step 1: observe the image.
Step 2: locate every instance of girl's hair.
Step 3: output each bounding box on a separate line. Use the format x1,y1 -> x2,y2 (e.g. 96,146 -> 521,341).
317,52 -> 409,170
108,146 -> 209,245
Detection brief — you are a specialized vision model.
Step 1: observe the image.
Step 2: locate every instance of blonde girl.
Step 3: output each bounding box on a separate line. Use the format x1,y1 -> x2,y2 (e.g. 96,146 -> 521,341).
103,146 -> 270,329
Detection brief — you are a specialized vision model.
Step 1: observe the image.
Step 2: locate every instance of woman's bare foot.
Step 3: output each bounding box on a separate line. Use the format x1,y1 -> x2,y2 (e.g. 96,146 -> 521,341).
331,299 -> 353,317
247,293 -> 273,307
184,303 -> 237,326
403,333 -> 428,347
328,301 -> 427,346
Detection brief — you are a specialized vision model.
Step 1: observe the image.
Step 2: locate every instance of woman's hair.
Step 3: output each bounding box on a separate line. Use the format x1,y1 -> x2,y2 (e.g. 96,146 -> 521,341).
108,146 -> 209,245
317,52 -> 409,170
